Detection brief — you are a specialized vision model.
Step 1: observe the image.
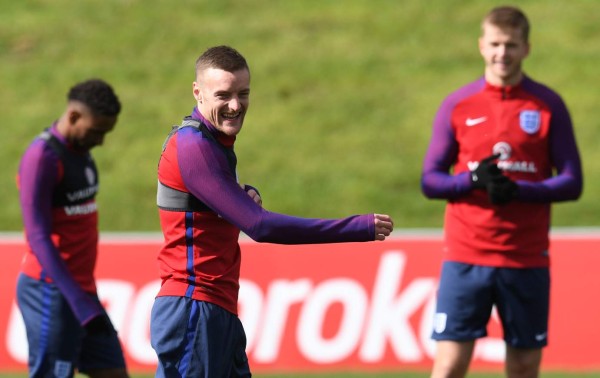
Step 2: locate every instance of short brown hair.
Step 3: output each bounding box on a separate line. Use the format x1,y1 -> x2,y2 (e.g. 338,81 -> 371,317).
195,45 -> 249,79
482,6 -> 530,42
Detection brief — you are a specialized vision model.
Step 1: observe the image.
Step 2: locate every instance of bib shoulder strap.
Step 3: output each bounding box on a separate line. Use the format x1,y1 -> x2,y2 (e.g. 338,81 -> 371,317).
38,129 -> 65,158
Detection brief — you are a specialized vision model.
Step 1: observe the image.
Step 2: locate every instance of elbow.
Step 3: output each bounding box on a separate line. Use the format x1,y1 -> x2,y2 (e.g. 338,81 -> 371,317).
246,229 -> 270,243
420,177 -> 432,198
565,175 -> 584,201
551,177 -> 583,202
421,176 -> 441,199
421,184 -> 436,199
570,182 -> 583,201
244,220 -> 290,244
242,217 -> 273,243
246,229 -> 286,244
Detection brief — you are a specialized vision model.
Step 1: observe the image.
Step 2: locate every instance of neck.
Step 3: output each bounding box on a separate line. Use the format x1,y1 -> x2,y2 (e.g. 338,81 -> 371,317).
55,113 -> 71,140
485,70 -> 523,87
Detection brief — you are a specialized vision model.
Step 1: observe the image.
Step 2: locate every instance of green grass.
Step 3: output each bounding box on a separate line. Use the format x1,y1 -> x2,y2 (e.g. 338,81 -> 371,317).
2,0 -> 599,232
2,3 -> 598,376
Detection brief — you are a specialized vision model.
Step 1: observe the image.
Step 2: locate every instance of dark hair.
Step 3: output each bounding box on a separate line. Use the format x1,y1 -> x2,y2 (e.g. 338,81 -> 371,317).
195,45 -> 249,78
483,6 -> 530,42
67,79 -> 121,116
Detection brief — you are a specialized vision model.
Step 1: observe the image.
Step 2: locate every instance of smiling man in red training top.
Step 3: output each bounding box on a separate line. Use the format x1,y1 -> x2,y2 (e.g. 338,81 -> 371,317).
152,45 -> 394,378
421,6 -> 582,378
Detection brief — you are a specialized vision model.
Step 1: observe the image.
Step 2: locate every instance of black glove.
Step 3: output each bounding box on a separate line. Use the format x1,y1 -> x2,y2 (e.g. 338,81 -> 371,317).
487,175 -> 518,205
83,314 -> 114,336
471,154 -> 502,189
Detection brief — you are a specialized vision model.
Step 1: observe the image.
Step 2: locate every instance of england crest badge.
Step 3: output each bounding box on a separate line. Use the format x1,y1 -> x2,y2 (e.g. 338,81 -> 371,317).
520,110 -> 541,134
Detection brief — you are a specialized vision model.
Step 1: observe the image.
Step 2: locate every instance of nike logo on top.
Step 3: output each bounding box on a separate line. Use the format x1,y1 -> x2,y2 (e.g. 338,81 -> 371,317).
465,116 -> 487,126
535,332 -> 547,341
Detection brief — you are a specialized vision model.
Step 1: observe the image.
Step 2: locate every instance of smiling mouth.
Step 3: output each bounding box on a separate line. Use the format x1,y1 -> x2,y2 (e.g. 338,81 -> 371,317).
222,111 -> 241,120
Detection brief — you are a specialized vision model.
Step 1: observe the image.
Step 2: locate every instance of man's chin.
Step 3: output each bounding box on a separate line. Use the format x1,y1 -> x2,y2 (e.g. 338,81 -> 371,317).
220,123 -> 243,136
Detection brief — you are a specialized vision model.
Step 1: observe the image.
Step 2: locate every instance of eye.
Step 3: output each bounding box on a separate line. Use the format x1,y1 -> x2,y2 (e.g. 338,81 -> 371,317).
215,91 -> 231,100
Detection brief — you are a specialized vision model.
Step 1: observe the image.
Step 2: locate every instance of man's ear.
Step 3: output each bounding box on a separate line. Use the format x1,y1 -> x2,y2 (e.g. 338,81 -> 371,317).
193,82 -> 203,103
66,107 -> 83,126
524,42 -> 531,58
478,37 -> 484,56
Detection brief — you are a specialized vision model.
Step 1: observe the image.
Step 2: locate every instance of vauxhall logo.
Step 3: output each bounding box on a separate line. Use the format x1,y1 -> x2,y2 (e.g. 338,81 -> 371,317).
468,141 -> 538,174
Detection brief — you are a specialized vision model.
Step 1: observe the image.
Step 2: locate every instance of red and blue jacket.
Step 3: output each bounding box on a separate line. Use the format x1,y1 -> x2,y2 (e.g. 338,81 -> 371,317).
157,108 -> 376,314
18,124 -> 104,325
421,76 -> 582,268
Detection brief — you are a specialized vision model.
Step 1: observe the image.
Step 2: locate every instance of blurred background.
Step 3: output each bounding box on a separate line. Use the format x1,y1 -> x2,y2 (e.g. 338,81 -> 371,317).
2,1 -> 599,377
2,0 -> 598,232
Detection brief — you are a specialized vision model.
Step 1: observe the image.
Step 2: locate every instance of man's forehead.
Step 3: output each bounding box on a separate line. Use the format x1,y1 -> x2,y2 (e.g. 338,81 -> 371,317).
199,67 -> 249,83
482,22 -> 525,40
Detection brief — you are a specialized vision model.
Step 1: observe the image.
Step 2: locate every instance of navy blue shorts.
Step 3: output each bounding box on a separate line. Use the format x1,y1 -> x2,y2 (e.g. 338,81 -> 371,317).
150,296 -> 251,378
16,274 -> 127,378
432,261 -> 550,348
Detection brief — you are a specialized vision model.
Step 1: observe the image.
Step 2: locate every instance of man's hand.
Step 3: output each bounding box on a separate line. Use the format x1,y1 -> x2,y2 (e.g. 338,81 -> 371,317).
487,175 -> 519,205
246,188 -> 262,206
374,214 -> 394,241
242,184 -> 262,206
83,314 -> 114,336
471,153 -> 502,189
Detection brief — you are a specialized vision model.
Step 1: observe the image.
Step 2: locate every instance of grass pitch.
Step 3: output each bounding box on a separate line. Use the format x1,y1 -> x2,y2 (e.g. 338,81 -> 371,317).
2,0 -> 599,230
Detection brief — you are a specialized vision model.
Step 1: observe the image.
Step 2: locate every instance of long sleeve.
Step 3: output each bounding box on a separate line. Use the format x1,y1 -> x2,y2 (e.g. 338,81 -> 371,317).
421,95 -> 473,200
18,139 -> 102,325
515,85 -> 583,202
176,127 -> 374,244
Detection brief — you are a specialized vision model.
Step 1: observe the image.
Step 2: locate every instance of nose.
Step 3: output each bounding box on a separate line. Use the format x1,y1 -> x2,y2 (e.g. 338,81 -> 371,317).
228,97 -> 241,111
497,44 -> 508,57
